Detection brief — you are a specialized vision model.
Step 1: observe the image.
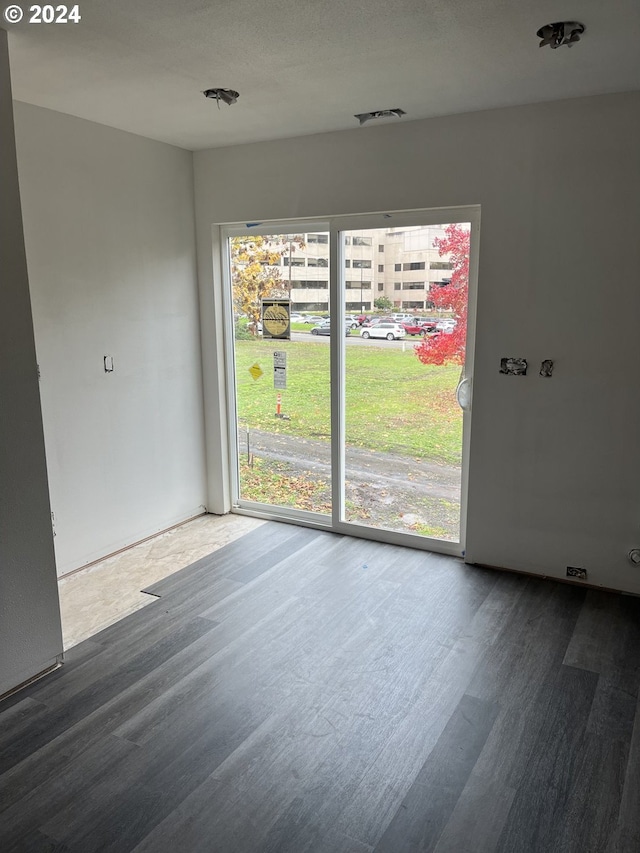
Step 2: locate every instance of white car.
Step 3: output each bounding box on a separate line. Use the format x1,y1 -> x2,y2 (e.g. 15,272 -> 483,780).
360,322 -> 406,341
436,319 -> 456,333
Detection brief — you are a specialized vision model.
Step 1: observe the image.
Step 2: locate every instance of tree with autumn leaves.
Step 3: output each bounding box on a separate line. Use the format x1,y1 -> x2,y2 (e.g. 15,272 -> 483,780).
414,224 -> 470,366
231,235 -> 304,331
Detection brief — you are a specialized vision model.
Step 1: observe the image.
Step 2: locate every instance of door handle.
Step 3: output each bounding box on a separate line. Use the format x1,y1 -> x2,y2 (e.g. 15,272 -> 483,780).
456,376 -> 472,412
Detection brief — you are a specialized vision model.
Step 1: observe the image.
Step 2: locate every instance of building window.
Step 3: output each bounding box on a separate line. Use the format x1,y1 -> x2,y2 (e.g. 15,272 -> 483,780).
283,257 -> 306,267
291,280 -> 328,289
352,259 -> 371,269
345,280 -> 371,289
394,283 -> 401,290
307,233 -> 328,244
394,264 -> 401,272
378,244 -> 384,253
403,262 -> 425,271
402,300 -> 424,309
378,264 -> 384,273
345,260 -> 351,268
344,236 -> 352,245
377,283 -> 384,291
307,257 -> 328,267
402,282 -> 425,290
293,301 -> 328,311
352,236 -> 372,246
346,301 -> 371,310
430,261 -> 453,269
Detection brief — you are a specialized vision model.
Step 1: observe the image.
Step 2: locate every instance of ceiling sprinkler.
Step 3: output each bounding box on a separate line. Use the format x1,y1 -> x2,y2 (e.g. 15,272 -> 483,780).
537,21 -> 585,49
203,88 -> 240,108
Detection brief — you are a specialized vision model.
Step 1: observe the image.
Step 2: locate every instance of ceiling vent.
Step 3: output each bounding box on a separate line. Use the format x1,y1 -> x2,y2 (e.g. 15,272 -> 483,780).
354,108 -> 406,126
537,22 -> 585,48
203,88 -> 240,107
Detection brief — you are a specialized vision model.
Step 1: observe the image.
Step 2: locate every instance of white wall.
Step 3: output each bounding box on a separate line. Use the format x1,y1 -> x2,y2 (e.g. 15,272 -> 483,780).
194,91 -> 640,594
13,102 -> 207,576
0,31 -> 63,695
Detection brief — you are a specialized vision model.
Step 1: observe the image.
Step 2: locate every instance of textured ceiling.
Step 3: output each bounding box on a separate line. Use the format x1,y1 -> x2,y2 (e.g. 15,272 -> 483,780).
5,0 -> 640,150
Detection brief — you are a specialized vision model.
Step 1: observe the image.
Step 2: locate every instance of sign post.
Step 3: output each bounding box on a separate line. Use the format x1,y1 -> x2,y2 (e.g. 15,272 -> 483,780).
273,351 -> 287,418
273,350 -> 287,389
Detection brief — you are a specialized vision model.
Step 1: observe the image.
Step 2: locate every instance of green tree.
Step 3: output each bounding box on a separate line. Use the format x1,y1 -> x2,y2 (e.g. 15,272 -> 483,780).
374,296 -> 392,310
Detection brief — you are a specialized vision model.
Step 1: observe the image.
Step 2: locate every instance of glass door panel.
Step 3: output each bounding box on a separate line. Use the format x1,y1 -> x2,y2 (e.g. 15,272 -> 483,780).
342,223 -> 470,542
229,230 -> 332,517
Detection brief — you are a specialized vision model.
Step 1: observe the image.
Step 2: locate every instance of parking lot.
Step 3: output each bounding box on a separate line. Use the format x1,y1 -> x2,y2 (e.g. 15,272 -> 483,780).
292,331 -> 414,348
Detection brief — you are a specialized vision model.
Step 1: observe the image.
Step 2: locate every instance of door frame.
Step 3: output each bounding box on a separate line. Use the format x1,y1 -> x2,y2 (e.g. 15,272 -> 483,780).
218,206 -> 480,556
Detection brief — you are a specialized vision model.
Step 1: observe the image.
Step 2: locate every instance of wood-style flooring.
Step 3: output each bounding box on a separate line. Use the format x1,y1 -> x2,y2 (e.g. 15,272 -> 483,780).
1,522 -> 639,852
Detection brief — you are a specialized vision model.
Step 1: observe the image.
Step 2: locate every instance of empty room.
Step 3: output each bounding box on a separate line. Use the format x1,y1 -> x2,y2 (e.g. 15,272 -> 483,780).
1,1 -> 640,851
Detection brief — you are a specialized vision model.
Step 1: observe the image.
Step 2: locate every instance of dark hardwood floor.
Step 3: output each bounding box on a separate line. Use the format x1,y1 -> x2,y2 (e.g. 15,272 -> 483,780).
1,521 -> 639,852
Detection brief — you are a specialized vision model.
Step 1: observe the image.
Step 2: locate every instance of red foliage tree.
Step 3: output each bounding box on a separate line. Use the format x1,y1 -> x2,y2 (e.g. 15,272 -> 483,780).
414,224 -> 470,366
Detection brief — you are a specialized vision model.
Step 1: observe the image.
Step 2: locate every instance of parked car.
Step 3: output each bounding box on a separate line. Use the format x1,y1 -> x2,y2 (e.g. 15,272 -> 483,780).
316,317 -> 353,330
360,322 -> 406,341
436,319 -> 457,333
355,314 -> 370,325
401,320 -> 431,336
412,317 -> 438,332
310,323 -> 351,336
344,315 -> 359,329
304,315 -> 325,324
362,316 -> 391,327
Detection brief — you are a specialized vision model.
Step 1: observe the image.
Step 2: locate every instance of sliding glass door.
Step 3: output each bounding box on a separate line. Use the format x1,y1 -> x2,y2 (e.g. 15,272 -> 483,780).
222,208 -> 478,554
226,227 -> 332,522
340,223 -> 469,543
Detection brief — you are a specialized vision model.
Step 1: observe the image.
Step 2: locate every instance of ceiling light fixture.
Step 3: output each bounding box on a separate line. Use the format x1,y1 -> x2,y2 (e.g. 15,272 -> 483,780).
203,88 -> 240,107
537,21 -> 585,49
354,108 -> 406,126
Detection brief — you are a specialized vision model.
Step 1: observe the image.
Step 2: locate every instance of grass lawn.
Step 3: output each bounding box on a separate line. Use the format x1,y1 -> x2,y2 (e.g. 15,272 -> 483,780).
235,337 -> 463,466
239,458 -> 331,512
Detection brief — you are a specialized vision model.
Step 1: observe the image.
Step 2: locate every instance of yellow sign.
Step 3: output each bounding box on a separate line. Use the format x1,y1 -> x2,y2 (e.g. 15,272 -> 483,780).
249,363 -> 263,381
261,300 -> 291,339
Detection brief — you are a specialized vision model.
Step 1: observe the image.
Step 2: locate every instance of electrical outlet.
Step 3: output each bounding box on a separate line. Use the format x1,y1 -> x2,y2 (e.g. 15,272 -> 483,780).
566,566 -> 587,580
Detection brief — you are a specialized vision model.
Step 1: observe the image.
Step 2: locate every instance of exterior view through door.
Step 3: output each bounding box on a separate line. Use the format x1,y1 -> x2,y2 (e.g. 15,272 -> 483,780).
224,210 -> 476,554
